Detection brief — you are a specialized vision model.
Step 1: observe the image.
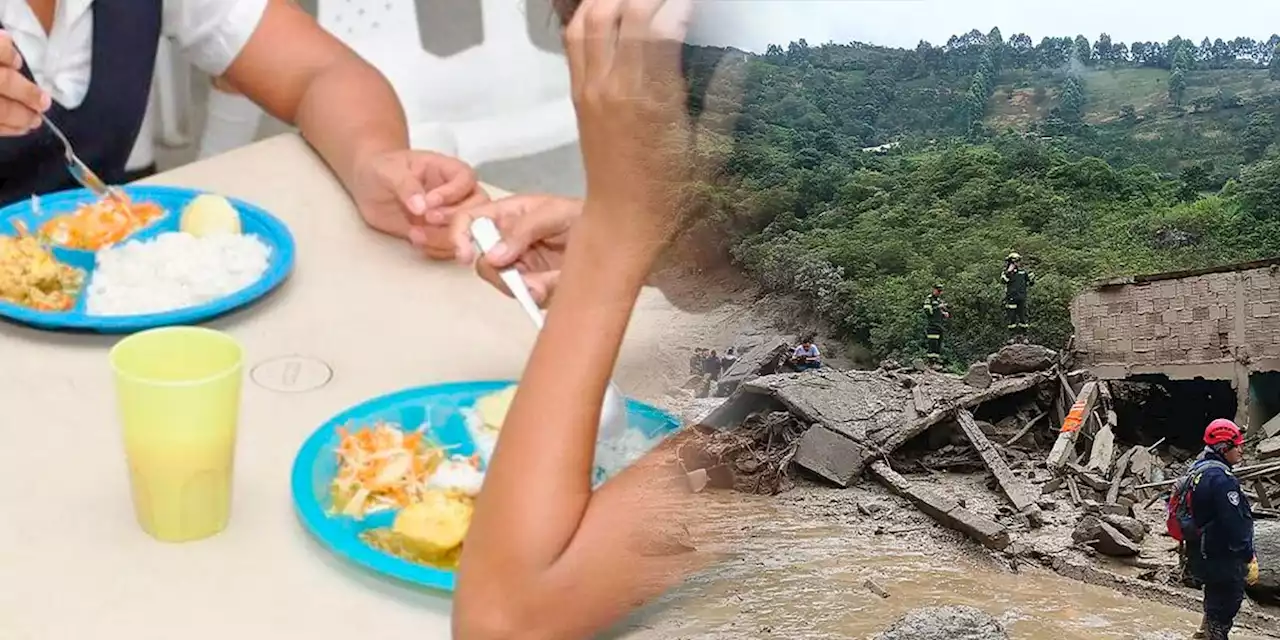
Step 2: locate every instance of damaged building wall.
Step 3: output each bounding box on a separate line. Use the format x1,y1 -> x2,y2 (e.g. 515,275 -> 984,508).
1069,258 -> 1280,426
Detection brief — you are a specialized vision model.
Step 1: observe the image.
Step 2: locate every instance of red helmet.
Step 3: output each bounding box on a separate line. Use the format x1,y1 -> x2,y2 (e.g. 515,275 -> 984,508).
1204,419 -> 1244,447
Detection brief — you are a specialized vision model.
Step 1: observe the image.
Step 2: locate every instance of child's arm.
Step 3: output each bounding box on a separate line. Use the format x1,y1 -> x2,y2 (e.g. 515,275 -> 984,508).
456,216 -> 704,639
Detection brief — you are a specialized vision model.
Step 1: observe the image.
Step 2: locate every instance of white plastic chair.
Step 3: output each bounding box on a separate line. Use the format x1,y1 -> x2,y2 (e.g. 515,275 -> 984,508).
316,0 -> 579,165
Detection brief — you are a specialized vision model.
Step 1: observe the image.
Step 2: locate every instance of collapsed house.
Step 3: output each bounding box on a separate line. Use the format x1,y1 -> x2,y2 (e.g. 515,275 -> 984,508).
1070,257 -> 1280,455
680,338 -> 1280,625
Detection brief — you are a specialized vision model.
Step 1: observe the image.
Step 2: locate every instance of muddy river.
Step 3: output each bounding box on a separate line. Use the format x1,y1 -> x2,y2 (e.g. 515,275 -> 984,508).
614,488 -> 1275,640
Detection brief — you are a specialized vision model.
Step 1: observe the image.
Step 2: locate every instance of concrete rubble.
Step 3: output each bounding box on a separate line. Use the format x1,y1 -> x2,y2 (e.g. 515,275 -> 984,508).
679,338 -> 1280,633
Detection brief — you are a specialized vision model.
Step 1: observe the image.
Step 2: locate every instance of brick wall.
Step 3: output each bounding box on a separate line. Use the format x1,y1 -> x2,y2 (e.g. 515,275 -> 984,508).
1070,265 -> 1280,367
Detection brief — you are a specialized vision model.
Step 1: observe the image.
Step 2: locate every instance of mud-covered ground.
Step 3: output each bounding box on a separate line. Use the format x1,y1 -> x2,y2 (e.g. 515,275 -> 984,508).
608,478 -> 1277,640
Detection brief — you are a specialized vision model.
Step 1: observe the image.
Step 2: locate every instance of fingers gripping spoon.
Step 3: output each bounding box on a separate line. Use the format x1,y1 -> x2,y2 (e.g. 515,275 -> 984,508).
468,217 -> 631,466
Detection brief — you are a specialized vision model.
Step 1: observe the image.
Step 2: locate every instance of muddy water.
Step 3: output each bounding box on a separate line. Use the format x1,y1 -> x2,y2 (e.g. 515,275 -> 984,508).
616,489 -> 1274,640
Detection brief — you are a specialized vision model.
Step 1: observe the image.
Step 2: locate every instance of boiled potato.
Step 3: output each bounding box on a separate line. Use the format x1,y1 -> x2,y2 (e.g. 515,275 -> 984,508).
180,194 -> 241,237
475,384 -> 517,431
392,490 -> 473,556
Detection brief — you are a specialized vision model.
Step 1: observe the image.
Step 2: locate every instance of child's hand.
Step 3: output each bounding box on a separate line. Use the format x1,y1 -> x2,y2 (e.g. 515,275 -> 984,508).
0,31 -> 50,136
449,194 -> 581,307
564,0 -> 695,250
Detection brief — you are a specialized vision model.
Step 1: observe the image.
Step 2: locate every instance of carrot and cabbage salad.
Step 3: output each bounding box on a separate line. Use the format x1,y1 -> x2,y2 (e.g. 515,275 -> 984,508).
38,195 -> 165,250
329,421 -> 483,519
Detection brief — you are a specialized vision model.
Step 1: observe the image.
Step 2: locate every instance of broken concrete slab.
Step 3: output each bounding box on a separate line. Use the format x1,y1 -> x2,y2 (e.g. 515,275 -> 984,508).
743,369 -> 918,443
1102,514 -> 1148,543
1073,515 -> 1141,557
963,362 -> 992,389
912,385 -> 934,415
698,385 -> 787,430
1128,448 -> 1157,484
1067,465 -> 1112,492
1082,500 -> 1132,518
1251,519 -> 1280,603
876,371 -> 1056,458
870,461 -> 1011,550
1085,426 -> 1116,475
715,334 -> 796,396
987,344 -> 1057,375
1107,446 -> 1142,504
955,409 -> 1040,517
1263,413 -> 1280,440
1048,380 -> 1100,470
1260,435 -> 1280,461
794,424 -> 867,487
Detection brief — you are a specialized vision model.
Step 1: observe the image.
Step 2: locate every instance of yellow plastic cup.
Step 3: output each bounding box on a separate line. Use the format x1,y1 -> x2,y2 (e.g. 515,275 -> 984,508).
109,327 -> 244,542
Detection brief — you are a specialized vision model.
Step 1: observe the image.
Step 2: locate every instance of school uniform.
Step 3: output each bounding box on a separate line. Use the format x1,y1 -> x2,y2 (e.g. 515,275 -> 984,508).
0,0 -> 265,205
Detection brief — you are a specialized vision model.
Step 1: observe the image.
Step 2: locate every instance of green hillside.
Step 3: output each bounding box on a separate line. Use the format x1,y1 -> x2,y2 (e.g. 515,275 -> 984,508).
683,32 -> 1280,366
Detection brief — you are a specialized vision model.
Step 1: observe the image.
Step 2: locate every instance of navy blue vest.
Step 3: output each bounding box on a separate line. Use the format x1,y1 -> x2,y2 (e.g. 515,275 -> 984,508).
0,0 -> 162,207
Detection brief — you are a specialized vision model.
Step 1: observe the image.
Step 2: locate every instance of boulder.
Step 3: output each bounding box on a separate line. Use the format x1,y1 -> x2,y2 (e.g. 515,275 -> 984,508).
1249,519 -> 1280,604
963,362 -> 993,389
874,606 -> 1008,640
986,344 -> 1057,376
1101,514 -> 1148,543
1073,515 -> 1141,557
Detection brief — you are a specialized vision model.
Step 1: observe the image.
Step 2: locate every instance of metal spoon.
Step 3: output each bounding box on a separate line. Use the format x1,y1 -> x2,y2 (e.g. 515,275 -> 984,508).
469,216 -> 630,441
41,114 -> 133,213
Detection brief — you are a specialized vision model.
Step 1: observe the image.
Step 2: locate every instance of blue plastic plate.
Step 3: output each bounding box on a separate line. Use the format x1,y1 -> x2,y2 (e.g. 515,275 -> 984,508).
0,185 -> 295,332
290,380 -> 682,592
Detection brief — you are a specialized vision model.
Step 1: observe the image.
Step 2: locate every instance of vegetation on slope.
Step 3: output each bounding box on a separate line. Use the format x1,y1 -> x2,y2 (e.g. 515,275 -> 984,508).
683,30 -> 1280,365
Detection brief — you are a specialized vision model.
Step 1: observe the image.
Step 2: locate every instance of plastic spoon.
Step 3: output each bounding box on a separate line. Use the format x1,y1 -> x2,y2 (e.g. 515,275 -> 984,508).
469,217 -> 630,443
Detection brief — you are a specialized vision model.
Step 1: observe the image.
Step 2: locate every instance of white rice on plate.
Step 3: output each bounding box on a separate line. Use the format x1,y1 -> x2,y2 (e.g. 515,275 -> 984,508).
85,231 -> 271,316
462,406 -> 664,486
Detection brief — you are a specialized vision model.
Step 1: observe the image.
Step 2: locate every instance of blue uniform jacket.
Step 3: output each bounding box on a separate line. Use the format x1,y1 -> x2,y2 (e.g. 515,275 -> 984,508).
1190,451 -> 1255,580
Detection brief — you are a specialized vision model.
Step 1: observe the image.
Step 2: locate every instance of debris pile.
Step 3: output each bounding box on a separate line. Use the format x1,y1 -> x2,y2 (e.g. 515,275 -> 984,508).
678,411 -> 806,495
680,340 -> 1280,627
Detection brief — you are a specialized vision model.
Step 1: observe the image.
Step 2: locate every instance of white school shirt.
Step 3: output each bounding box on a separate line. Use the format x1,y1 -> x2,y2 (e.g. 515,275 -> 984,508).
0,0 -> 267,170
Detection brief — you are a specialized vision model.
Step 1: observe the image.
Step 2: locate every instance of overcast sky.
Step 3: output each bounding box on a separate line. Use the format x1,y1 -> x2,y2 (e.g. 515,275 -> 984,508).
689,1 -> 1280,53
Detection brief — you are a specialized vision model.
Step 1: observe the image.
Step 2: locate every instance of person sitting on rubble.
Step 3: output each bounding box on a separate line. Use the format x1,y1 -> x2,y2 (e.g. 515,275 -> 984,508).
790,339 -> 821,371
1175,419 -> 1260,639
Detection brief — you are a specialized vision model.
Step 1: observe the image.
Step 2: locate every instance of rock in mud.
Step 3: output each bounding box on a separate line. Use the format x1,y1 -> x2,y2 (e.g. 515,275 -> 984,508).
1249,519 -> 1280,603
963,362 -> 993,389
1072,516 -> 1141,557
986,344 -> 1057,375
873,605 -> 1008,640
1101,514 -> 1148,543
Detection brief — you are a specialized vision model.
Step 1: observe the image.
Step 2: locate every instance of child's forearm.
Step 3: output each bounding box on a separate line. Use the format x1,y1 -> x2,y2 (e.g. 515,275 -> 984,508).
456,209 -> 658,636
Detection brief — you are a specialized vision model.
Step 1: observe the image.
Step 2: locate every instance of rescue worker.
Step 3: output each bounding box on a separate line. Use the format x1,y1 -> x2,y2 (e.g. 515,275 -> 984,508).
1001,252 -> 1036,343
922,283 -> 950,366
1188,419 -> 1260,639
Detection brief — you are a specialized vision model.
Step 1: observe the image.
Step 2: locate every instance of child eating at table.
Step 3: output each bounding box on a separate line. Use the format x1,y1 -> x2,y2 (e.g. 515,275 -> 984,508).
449,0 -> 745,638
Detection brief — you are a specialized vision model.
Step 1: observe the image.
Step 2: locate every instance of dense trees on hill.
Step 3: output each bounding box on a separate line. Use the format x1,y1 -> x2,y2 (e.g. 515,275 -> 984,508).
686,30 -> 1280,366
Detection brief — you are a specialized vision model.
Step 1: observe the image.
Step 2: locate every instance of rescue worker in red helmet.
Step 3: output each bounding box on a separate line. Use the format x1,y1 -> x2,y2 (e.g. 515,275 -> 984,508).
1187,419 -> 1259,639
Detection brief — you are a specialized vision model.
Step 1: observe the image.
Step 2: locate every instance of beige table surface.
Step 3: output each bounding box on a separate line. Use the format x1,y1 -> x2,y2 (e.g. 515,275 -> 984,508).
0,134 -> 695,640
